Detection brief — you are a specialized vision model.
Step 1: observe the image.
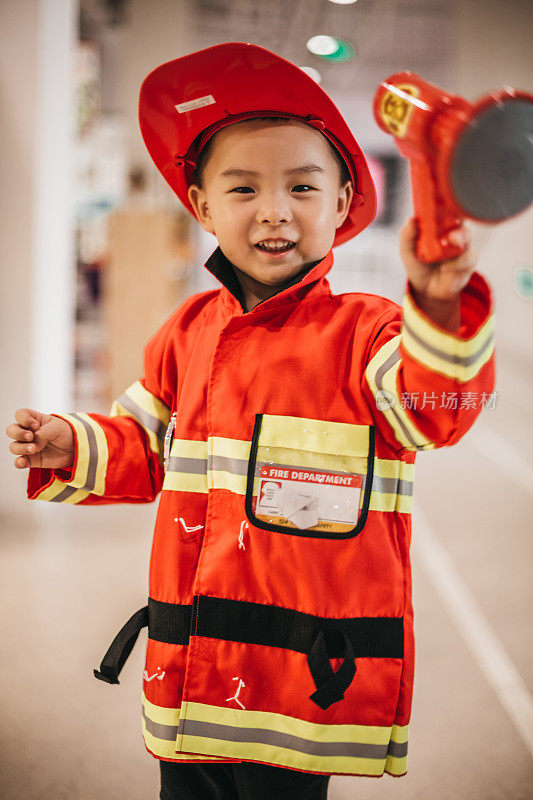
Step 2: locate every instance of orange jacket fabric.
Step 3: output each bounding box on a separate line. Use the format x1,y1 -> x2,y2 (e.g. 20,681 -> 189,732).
27,246 -> 495,778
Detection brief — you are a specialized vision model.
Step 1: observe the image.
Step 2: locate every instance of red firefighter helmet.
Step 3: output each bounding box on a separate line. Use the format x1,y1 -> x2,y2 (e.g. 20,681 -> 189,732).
139,42 -> 376,246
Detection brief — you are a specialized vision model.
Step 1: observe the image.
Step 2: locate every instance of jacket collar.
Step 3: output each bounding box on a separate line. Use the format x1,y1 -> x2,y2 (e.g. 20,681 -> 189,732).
204,246 -> 334,314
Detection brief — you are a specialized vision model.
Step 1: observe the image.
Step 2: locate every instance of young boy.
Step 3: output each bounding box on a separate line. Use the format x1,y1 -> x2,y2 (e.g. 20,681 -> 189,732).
7,43 -> 494,800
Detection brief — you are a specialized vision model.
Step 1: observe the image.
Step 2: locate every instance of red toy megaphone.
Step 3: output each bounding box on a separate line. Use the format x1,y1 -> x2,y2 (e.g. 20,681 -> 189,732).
373,72 -> 533,263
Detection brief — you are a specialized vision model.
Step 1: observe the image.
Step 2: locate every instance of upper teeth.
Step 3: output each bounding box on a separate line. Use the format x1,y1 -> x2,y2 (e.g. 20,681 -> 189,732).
257,240 -> 293,251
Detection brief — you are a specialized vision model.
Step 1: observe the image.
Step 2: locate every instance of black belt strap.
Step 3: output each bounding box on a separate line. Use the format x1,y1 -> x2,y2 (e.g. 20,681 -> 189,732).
193,595 -> 403,658
307,628 -> 356,710
94,597 -> 403,708
93,605 -> 149,684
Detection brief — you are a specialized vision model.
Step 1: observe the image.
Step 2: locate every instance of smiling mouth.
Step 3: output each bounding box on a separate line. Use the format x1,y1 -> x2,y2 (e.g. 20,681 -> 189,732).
255,239 -> 296,253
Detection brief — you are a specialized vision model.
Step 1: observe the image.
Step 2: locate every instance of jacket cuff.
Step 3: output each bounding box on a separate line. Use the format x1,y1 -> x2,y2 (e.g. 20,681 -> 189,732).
26,412 -> 108,501
401,271 -> 495,382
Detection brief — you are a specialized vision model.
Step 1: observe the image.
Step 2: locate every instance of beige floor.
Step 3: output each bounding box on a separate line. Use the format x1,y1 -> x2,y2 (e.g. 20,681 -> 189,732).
1,346 -> 532,799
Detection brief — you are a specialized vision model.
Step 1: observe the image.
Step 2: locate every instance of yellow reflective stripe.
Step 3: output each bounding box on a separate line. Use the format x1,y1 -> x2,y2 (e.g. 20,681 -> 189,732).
212,470 -> 248,494
403,294 -> 494,360
369,490 -> 411,514
257,445 -> 368,477
210,436 -> 250,460
182,702 -> 393,743
385,754 -> 408,775
123,380 -> 171,430
170,439 -> 208,460
110,380 -> 170,462
163,472 -> 208,493
59,413 -> 92,489
177,702 -> 407,776
36,482 -> 91,504
162,437 -> 414,513
178,735 -> 386,775
258,414 -> 370,457
143,718 -> 223,761
163,439 -> 208,493
141,694 -> 233,761
143,693 -> 181,726
391,723 -> 409,743
142,719 -> 182,759
365,336 -> 435,452
34,412 -> 108,502
63,412 -> 108,494
403,292 -> 495,382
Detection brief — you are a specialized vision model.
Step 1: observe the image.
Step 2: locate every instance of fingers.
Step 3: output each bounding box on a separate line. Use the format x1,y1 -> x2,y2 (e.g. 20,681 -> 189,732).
400,217 -> 473,259
437,244 -> 478,297
7,409 -> 44,470
447,223 -> 472,250
9,438 -> 39,456
13,408 -> 41,432
13,452 -> 43,470
6,422 -> 34,441
399,217 -> 418,259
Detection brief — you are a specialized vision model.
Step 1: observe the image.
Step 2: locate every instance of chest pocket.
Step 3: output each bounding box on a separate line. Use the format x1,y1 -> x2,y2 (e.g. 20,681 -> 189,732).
245,414 -> 375,539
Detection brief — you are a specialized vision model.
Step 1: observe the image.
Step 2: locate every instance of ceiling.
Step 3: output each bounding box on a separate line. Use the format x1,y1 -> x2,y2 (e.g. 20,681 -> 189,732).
81,0 -> 457,151
188,0 -> 456,150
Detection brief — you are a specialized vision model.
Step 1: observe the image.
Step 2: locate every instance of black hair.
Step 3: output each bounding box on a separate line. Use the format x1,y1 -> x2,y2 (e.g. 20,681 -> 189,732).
191,116 -> 352,188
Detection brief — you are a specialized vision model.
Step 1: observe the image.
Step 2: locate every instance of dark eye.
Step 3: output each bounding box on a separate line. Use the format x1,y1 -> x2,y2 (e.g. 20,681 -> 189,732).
292,185 -> 315,193
230,186 -> 254,194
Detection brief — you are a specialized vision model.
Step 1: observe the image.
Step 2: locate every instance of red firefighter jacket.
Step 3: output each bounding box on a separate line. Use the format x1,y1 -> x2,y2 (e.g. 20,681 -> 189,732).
27,245 -> 495,778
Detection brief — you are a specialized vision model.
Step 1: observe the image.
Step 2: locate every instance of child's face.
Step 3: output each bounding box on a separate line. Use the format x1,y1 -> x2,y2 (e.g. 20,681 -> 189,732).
187,119 -> 353,288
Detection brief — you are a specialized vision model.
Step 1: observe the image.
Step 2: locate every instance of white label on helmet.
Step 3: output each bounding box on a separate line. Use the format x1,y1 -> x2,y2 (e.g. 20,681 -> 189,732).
175,95 -> 216,113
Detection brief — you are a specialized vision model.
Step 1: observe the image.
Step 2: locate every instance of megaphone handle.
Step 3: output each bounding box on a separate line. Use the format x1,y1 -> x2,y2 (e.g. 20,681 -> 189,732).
409,157 -> 465,264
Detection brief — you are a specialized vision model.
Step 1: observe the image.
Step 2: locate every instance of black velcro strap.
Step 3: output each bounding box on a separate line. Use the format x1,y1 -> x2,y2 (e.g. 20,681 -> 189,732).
194,596 -> 403,659
148,598 -> 192,644
307,628 -> 357,710
93,606 -> 149,684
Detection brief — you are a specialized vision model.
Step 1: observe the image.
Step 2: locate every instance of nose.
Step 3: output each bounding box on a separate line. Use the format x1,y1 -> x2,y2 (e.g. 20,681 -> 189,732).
255,192 -> 293,225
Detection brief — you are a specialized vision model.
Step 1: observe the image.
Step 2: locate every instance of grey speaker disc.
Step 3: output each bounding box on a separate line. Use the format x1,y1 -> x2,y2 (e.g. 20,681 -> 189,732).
450,98 -> 533,221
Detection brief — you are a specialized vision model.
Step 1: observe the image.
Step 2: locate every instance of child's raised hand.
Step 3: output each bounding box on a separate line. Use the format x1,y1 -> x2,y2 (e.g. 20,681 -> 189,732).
400,217 -> 478,302
6,409 -> 75,470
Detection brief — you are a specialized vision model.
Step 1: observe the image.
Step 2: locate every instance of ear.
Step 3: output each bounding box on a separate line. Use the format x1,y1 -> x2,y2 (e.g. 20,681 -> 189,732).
187,184 -> 215,234
335,180 -> 354,230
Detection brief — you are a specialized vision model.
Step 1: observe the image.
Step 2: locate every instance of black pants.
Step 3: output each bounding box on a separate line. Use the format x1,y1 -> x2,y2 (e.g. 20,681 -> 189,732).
160,760 -> 330,800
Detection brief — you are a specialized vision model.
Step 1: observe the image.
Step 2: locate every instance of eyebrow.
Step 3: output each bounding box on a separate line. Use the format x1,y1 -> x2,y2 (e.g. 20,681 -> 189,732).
219,164 -> 326,178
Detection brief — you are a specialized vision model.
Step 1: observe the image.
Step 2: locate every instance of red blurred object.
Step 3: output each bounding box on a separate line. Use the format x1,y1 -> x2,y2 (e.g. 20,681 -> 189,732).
139,42 -> 377,246
374,72 -> 533,263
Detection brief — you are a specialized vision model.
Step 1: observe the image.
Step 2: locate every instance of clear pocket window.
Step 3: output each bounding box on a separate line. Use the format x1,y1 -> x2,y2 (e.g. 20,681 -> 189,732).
245,414 -> 375,539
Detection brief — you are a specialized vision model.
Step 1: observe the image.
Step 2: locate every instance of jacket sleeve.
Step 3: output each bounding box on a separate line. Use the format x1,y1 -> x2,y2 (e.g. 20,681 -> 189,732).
26,314 -> 177,505
362,270 -> 495,452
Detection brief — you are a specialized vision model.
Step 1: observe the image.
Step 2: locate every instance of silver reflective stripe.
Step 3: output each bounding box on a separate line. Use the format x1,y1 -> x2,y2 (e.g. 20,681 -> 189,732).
50,484 -> 79,502
178,718 -> 408,760
117,392 -> 167,443
167,456 -> 208,474
375,347 -> 426,451
368,475 -> 412,496
167,453 -> 413,497
70,413 -> 99,491
50,412 -> 99,499
143,709 -> 178,742
387,739 -> 408,757
209,455 -> 248,475
403,318 -> 494,367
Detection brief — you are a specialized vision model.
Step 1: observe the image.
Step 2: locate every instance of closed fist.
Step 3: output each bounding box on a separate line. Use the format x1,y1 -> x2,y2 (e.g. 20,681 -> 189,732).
400,217 -> 477,301
6,408 -> 75,470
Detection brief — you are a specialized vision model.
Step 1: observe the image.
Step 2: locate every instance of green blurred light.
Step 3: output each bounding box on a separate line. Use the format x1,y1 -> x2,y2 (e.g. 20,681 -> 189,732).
306,35 -> 356,63
515,267 -> 533,298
